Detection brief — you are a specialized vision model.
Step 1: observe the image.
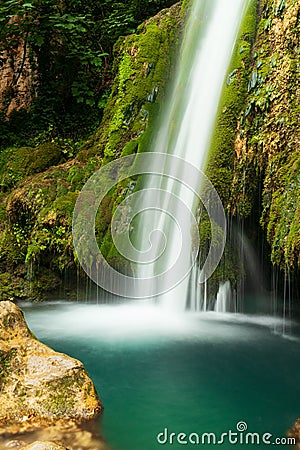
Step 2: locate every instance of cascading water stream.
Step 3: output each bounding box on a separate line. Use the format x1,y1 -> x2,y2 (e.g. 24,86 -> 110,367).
214,281 -> 233,313
135,0 -> 249,310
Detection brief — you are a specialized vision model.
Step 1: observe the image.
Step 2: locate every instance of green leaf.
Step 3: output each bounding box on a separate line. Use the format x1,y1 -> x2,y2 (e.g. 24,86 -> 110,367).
35,35 -> 44,46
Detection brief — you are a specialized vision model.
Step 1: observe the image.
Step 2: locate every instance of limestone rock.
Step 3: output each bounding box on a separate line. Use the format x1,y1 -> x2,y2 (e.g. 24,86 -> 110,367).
288,418 -> 300,448
21,442 -> 66,450
4,440 -> 25,448
0,301 -> 103,435
1,421 -> 108,450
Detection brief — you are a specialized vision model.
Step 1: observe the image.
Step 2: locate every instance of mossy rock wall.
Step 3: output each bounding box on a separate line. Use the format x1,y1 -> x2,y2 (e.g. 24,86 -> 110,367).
0,3 -> 184,300
89,2 -> 183,162
201,0 -> 258,299
230,0 -> 299,269
85,2 -> 184,270
205,0 -> 299,298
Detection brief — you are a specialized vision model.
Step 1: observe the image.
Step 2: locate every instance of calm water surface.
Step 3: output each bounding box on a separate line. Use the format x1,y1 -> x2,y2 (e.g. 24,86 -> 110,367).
22,301 -> 300,450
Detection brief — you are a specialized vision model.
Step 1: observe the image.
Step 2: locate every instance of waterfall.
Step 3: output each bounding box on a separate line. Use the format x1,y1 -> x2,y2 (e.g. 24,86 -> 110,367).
135,0 -> 249,310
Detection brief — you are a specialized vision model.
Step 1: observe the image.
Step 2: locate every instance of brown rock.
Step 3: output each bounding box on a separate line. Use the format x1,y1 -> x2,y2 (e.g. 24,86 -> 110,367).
288,418 -> 300,448
0,301 -> 103,435
5,441 -> 25,448
21,442 -> 66,450
1,421 -> 108,450
0,18 -> 37,117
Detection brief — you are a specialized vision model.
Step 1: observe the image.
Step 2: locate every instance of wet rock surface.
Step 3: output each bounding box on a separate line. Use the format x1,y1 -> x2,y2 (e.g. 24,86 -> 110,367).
0,301 -> 106,449
19,442 -> 66,450
1,420 -> 109,449
288,418 -> 300,448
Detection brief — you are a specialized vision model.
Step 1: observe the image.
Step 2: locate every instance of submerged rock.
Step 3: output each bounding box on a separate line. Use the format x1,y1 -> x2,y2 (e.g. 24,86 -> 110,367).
288,418 -> 300,448
21,442 -> 66,450
0,301 -> 103,435
2,421 -> 108,450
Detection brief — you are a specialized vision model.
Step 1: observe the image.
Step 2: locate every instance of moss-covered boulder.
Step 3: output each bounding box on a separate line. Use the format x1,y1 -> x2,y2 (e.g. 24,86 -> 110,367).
0,156 -> 101,300
0,301 -> 102,435
0,144 -> 63,192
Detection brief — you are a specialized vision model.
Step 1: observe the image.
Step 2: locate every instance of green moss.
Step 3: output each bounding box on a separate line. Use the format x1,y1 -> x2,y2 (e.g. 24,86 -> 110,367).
0,272 -> 29,301
0,349 -> 17,384
44,375 -> 76,416
89,3 -> 182,165
121,139 -> 139,156
0,144 -> 62,191
0,159 -> 78,299
52,191 -> 78,221
206,0 -> 258,210
230,0 -> 300,268
180,0 -> 192,20
118,52 -> 136,94
198,0 -> 259,294
0,4 -> 184,300
264,152 -> 300,266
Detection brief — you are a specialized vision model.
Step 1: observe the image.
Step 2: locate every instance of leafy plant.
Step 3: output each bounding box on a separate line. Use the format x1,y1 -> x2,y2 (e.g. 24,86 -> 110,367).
0,0 -> 177,146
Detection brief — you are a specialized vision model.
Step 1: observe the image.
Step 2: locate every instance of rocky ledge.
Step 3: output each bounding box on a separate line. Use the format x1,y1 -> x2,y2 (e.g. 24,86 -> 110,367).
0,301 -> 104,448
288,418 -> 300,448
16,442 -> 66,450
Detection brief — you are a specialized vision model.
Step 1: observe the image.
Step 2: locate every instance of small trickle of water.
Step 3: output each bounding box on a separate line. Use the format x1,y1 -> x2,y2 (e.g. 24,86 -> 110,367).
214,281 -> 232,313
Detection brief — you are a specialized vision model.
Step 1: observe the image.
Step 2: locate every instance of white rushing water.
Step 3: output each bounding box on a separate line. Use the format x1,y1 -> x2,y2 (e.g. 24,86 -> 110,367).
136,0 -> 249,310
21,302 -> 291,344
214,281 -> 233,313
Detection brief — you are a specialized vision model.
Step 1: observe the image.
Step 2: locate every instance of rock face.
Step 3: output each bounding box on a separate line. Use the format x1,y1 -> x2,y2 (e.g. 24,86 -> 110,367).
0,19 -> 37,117
230,0 -> 299,268
21,442 -> 66,450
288,419 -> 300,448
0,301 -> 103,435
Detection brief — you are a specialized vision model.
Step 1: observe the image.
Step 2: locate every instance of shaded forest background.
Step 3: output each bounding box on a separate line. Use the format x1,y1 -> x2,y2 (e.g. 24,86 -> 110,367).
0,0 -> 176,147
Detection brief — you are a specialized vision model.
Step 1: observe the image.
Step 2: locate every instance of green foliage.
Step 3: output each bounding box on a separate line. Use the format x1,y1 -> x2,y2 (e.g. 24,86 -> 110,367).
0,227 -> 27,269
0,0 -> 178,146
